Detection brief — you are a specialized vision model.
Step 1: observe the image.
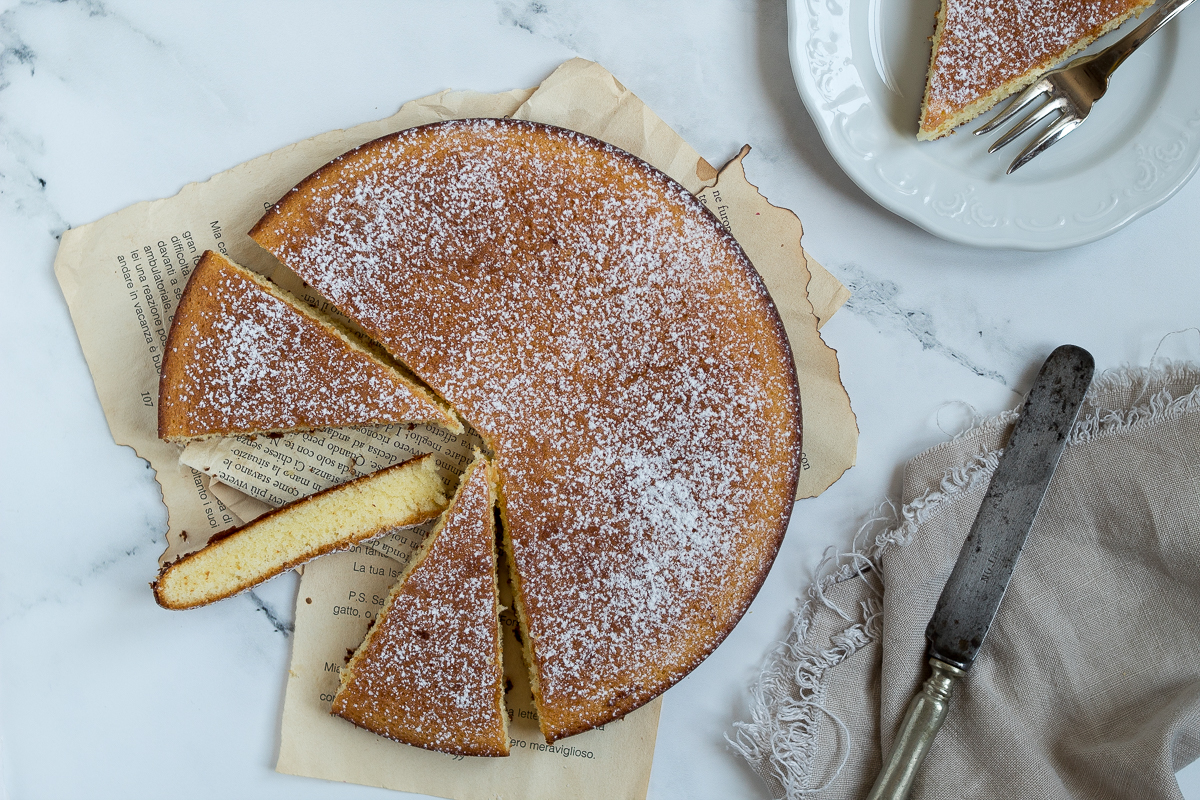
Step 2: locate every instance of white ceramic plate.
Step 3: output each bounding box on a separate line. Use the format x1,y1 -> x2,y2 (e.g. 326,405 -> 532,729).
787,0 -> 1200,250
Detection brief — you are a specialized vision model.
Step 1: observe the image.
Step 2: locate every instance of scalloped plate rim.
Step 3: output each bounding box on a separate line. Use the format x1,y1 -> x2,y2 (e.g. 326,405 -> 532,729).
786,0 -> 1200,251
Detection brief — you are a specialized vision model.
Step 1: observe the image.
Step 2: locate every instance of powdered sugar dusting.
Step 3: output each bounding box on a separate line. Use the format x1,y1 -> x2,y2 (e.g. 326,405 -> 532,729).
162,254 -> 448,437
334,459 -> 506,754
925,0 -> 1148,127
256,119 -> 801,734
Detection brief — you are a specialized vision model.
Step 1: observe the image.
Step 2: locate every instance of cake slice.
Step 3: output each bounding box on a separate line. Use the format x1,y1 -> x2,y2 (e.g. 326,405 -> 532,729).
332,453 -> 509,757
158,250 -> 460,442
153,453 -> 448,609
918,0 -> 1153,140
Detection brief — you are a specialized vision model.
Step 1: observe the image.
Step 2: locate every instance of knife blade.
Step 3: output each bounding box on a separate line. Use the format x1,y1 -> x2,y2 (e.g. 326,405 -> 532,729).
866,344 -> 1095,800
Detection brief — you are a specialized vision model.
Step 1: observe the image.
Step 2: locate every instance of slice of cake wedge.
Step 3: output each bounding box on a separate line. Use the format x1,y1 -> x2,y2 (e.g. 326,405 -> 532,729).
153,453 -> 448,609
917,0 -> 1153,140
158,250 -> 460,442
332,452 -> 509,757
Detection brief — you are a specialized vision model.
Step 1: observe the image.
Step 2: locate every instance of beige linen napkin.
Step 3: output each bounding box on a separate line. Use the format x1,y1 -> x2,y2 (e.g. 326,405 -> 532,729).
733,364 -> 1200,799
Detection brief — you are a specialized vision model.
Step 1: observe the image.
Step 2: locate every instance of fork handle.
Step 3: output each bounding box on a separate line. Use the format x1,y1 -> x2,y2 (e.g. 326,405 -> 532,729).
1094,0 -> 1197,76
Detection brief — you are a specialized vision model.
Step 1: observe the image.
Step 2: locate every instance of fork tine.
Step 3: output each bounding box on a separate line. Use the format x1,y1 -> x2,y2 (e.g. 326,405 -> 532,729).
987,97 -> 1067,153
1007,116 -> 1084,174
974,79 -> 1054,135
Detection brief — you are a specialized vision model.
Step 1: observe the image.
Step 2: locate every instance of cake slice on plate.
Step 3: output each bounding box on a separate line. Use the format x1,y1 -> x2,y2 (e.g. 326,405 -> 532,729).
158,250 -> 459,442
153,453 -> 449,609
917,0 -> 1153,140
332,452 -> 510,757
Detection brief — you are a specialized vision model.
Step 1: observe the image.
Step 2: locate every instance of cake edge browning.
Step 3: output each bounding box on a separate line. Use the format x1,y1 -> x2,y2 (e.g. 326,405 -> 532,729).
917,2 -> 1153,141
332,453 -> 510,757
157,251 -> 214,441
152,453 -> 448,610
916,0 -> 952,141
250,118 -> 804,742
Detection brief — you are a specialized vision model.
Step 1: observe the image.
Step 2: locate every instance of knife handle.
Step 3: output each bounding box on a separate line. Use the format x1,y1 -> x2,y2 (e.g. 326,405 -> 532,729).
865,658 -> 966,800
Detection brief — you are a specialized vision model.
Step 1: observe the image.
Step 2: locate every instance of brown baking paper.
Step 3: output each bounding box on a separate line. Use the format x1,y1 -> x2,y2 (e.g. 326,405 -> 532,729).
53,57 -> 856,800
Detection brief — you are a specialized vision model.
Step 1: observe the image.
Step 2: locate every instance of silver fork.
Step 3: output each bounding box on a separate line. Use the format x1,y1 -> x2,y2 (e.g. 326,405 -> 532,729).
976,0 -> 1196,174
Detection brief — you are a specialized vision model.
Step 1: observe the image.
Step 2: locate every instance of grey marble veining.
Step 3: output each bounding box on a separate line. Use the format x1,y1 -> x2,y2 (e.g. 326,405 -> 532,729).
247,589 -> 295,637
836,262 -> 1012,385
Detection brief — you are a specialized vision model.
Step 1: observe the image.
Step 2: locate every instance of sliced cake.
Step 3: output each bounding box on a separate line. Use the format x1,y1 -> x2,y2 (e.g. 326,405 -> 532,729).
158,250 -> 459,441
153,453 -> 448,609
332,453 -> 509,757
918,0 -> 1153,140
252,119 -> 802,742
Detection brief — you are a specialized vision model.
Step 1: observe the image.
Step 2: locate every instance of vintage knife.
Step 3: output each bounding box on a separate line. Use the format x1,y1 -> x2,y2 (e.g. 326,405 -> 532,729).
865,344 -> 1095,800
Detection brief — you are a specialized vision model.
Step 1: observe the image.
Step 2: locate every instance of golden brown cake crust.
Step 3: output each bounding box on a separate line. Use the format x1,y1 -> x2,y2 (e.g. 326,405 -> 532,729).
332,457 -> 509,757
252,119 -> 802,741
152,453 -> 446,610
918,0 -> 1152,140
157,250 -> 455,441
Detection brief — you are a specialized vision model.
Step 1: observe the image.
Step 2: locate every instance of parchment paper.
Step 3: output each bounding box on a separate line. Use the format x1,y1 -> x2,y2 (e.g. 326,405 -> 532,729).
53,57 -> 856,800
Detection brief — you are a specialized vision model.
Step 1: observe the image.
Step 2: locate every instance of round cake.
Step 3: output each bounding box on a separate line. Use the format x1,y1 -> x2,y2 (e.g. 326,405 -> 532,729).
251,118 -> 802,742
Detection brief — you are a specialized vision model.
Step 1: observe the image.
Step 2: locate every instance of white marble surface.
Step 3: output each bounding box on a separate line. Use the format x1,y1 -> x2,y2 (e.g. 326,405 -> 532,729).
1,1 -> 1198,798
